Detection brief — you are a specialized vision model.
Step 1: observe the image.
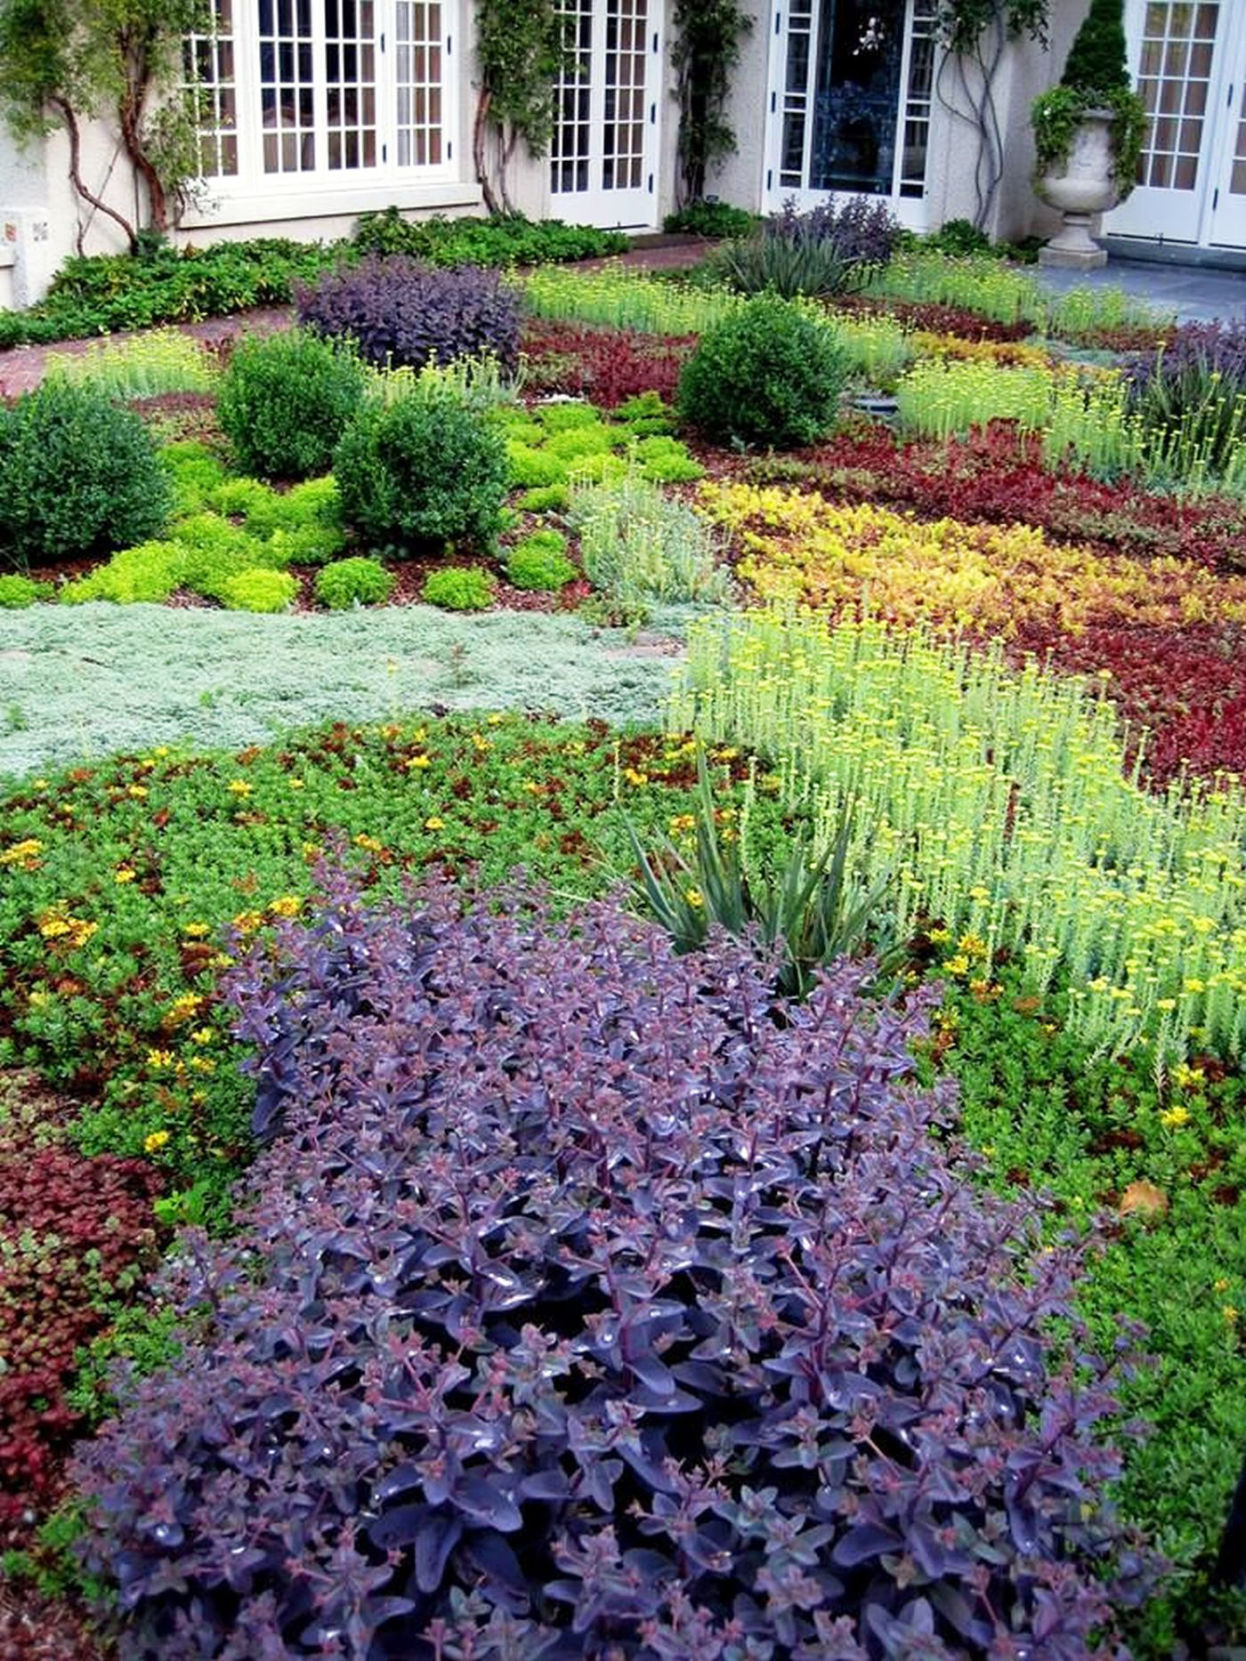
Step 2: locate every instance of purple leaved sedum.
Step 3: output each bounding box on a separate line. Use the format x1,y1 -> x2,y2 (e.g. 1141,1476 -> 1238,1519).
73,869 -> 1156,1660
296,255 -> 521,373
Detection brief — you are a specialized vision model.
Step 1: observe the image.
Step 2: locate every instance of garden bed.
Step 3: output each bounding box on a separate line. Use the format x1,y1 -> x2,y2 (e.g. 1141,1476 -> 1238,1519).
2,239 -> 1245,1659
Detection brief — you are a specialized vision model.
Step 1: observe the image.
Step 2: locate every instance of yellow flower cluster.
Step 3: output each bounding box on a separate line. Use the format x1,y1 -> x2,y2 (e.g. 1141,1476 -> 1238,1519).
37,907 -> 98,948
164,992 -> 204,1026
0,838 -> 44,871
911,331 -> 1052,371
695,484 -> 1246,638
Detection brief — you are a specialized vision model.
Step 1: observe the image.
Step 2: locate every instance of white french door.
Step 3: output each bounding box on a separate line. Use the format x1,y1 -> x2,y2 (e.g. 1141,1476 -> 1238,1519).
549,0 -> 661,228
1105,0 -> 1246,250
764,0 -> 937,229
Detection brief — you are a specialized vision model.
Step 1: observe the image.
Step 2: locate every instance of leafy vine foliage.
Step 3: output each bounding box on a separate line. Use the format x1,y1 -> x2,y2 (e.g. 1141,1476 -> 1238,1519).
671,0 -> 752,207
0,0 -> 211,251
933,0 -> 1051,232
472,0 -> 566,215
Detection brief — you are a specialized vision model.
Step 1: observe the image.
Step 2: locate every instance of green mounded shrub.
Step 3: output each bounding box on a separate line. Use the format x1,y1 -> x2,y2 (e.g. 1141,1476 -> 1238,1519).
0,574 -> 46,609
217,568 -> 299,613
334,384 -> 509,554
421,566 -> 495,611
0,381 -> 171,570
631,433 -> 704,482
506,530 -> 577,591
217,329 -> 368,481
314,556 -> 395,610
59,542 -> 185,605
663,200 -> 757,239
517,484 -> 571,513
534,402 -> 602,434
677,297 -> 848,448
506,443 -> 569,490
614,390 -> 674,435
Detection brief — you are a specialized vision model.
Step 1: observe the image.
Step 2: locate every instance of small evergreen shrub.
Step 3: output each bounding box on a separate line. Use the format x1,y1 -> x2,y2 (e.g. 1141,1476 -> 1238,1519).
217,329 -> 368,481
72,876 -> 1156,1659
0,381 -> 170,570
314,556 -> 395,609
677,298 -> 848,447
334,384 -> 509,553
297,255 -> 521,373
505,530 -> 576,591
217,568 -> 298,612
421,566 -> 495,610
1062,0 -> 1130,94
663,199 -> 758,238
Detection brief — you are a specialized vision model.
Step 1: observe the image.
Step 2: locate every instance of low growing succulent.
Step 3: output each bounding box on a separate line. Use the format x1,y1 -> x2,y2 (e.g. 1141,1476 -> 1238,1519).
297,256 -> 521,374
74,874 -> 1155,1660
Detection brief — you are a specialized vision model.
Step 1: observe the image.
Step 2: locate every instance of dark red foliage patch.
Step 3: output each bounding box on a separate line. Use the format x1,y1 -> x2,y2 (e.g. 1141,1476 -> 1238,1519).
0,1108 -> 162,1541
1015,620 -> 1246,789
520,319 -> 695,407
829,294 -> 1034,342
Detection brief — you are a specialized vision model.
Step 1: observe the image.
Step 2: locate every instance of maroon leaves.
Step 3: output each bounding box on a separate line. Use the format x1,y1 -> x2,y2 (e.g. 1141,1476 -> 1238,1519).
73,874 -> 1156,1658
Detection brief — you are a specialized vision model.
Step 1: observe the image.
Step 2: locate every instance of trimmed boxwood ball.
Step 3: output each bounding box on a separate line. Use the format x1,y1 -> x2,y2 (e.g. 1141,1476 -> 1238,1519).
72,874 -> 1157,1661
217,328 -> 369,481
0,380 -> 171,569
334,384 -> 509,554
677,295 -> 848,448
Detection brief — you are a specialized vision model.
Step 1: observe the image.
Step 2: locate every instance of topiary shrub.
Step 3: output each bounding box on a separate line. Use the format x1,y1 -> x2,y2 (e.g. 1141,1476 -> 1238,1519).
314,555 -> 395,610
505,529 -> 576,591
297,255 -> 521,373
334,384 -> 509,554
217,329 -> 368,481
72,874 -> 1156,1659
421,565 -> 495,610
677,297 -> 847,447
0,380 -> 171,570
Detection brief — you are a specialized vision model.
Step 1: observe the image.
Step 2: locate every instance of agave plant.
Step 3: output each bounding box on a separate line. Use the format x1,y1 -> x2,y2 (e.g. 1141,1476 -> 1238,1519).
625,751 -> 894,996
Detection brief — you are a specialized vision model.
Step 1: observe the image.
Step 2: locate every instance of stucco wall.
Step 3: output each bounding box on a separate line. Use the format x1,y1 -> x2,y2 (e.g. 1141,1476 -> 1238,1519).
1,0 -> 682,308
703,3 -> 769,212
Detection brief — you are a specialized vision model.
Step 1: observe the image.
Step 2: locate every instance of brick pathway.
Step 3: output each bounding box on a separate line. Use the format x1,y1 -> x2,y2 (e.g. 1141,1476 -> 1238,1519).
0,239 -> 709,399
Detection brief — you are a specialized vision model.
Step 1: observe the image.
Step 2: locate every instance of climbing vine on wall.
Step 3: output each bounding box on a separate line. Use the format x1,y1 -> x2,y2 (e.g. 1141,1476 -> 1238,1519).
933,0 -> 1051,231
0,0 -> 210,251
472,0 -> 568,216
671,0 -> 752,208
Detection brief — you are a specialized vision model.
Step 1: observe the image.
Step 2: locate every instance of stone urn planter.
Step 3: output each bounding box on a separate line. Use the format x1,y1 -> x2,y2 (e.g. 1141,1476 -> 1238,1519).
1036,109 -> 1120,270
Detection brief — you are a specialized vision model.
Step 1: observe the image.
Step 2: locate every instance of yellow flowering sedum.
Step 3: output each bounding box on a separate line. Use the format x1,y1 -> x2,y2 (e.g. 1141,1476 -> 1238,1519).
696,484 -> 1246,637
671,611 -> 1246,1063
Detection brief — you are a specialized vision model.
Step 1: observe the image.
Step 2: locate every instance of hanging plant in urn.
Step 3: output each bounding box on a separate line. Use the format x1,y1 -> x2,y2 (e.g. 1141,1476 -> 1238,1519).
1030,0 -> 1147,267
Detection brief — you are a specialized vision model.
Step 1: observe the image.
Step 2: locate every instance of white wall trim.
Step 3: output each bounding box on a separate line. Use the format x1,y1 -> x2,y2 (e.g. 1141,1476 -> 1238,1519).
181,178 -> 482,230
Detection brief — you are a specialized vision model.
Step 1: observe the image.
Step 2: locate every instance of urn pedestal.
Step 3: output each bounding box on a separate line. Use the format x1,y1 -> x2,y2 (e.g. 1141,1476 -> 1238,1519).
1036,110 -> 1120,270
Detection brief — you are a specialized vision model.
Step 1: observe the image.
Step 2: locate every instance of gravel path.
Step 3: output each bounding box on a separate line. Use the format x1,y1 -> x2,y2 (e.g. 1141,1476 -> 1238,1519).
0,602 -> 684,781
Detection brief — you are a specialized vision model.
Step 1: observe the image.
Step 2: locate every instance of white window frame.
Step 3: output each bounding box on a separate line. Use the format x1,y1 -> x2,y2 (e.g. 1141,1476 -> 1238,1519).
181,0 -> 479,230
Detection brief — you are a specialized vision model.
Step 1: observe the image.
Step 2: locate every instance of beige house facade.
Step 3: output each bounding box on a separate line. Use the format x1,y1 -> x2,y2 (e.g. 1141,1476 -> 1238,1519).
1,0 -> 1244,311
